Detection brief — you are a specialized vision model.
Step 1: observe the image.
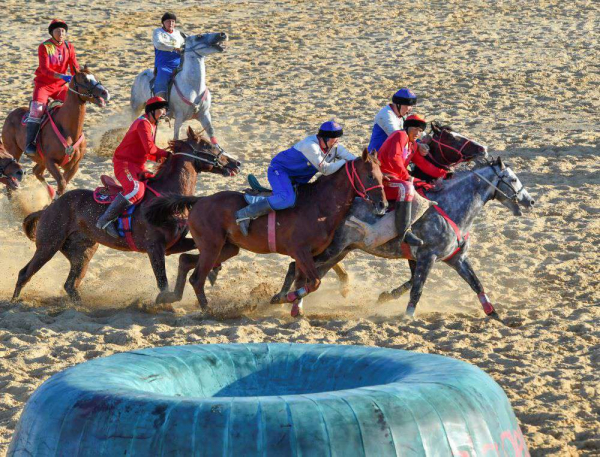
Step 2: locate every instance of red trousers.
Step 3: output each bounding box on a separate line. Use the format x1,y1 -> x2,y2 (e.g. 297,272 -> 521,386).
114,162 -> 146,204
384,178 -> 414,202
32,81 -> 68,104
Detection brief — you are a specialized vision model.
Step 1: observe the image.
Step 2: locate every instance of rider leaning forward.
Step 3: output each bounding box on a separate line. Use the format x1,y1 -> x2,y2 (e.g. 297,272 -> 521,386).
25,19 -> 80,157
378,114 -> 428,247
96,97 -> 170,237
235,121 -> 355,235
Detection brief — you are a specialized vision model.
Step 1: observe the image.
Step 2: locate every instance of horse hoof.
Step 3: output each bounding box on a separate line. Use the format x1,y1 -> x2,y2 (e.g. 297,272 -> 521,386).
270,293 -> 286,305
291,299 -> 304,318
404,304 -> 416,319
340,284 -> 350,298
156,291 -> 177,305
378,291 -> 393,303
486,310 -> 501,321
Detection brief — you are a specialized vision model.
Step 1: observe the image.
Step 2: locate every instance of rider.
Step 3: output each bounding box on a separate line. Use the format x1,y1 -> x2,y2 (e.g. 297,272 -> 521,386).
96,96 -> 170,237
378,114 -> 428,247
153,12 -> 185,102
25,19 -> 80,157
235,120 -> 356,236
368,88 -> 419,153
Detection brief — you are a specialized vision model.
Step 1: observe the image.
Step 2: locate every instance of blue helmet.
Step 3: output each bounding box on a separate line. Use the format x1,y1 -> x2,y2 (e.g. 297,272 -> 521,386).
392,88 -> 417,106
317,120 -> 343,139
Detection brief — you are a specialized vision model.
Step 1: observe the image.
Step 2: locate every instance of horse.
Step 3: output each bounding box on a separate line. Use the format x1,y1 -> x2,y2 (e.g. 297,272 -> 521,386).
2,66 -> 109,198
130,32 -> 228,141
143,149 -> 387,316
249,123 -> 490,299
0,143 -> 24,192
272,157 -> 535,320
11,127 -> 241,304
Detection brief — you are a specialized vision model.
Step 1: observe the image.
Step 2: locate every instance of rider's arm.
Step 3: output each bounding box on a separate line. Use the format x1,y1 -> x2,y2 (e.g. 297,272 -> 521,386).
300,142 -> 352,176
153,28 -> 180,52
137,121 -> 168,162
411,152 -> 447,178
375,106 -> 402,136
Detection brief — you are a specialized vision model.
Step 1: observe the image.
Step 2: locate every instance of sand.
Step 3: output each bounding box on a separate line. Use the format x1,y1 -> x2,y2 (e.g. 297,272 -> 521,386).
0,0 -> 598,455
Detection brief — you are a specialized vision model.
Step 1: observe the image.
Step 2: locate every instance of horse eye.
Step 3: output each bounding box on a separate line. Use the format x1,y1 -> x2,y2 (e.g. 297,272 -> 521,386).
511,178 -> 517,183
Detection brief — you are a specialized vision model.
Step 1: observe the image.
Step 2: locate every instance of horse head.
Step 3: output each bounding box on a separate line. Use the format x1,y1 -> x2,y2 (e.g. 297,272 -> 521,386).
0,147 -> 24,190
429,121 -> 488,167
169,126 -> 241,176
71,65 -> 110,108
480,157 -> 535,216
184,32 -> 228,57
352,149 -> 387,215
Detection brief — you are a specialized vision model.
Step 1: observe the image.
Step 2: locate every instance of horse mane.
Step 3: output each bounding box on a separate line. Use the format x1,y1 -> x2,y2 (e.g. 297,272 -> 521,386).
430,120 -> 453,132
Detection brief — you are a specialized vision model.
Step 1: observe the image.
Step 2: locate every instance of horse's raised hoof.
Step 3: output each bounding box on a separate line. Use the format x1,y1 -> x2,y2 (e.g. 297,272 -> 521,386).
378,291 -> 394,303
208,266 -> 222,287
291,299 -> 304,318
340,283 -> 350,298
270,292 -> 287,305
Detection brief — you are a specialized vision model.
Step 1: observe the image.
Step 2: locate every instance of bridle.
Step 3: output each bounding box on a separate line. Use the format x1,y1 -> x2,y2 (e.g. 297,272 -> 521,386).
345,159 -> 383,201
69,75 -> 106,101
183,37 -> 223,58
172,142 -> 230,169
428,127 -> 473,168
474,162 -> 523,202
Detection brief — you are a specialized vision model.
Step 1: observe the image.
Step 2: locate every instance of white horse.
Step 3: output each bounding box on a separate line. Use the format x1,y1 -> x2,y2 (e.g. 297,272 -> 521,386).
130,32 -> 228,141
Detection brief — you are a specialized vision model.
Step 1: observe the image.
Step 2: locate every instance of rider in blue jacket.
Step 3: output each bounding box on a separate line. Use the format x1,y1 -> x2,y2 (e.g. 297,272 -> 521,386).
235,121 -> 355,236
153,12 -> 185,100
368,88 -> 418,153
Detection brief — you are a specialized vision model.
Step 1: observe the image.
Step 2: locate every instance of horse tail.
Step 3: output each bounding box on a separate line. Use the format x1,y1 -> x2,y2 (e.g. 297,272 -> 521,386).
143,195 -> 200,227
23,210 -> 44,242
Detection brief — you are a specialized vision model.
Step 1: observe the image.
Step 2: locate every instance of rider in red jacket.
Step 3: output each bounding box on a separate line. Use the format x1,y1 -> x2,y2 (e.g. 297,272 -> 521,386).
379,114 -> 428,246
25,19 -> 80,157
96,96 -> 169,237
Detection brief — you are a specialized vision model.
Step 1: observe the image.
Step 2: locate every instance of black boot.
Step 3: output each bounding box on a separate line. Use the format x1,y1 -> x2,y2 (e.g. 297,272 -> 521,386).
235,198 -> 272,236
96,193 -> 132,238
395,200 -> 423,247
24,120 -> 41,157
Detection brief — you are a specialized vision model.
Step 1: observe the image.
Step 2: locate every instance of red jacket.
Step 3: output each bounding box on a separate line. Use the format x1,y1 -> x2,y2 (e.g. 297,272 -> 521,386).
378,130 -> 416,181
113,116 -> 169,171
34,39 -> 79,85
411,152 -> 448,179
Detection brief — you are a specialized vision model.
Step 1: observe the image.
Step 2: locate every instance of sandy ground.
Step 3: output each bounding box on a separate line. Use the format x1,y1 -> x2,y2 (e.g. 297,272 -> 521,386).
0,0 -> 599,455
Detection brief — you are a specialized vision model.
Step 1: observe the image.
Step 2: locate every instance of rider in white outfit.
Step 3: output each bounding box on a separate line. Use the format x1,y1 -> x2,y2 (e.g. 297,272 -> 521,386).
153,12 -> 185,100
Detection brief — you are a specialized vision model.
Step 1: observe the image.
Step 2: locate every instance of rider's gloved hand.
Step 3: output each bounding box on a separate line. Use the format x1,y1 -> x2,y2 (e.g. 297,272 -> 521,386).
57,74 -> 72,83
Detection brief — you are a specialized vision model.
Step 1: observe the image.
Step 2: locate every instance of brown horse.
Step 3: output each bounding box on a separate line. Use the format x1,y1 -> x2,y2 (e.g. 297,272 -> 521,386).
2,66 -> 109,197
12,127 -> 241,304
0,142 -> 24,192
144,149 -> 387,316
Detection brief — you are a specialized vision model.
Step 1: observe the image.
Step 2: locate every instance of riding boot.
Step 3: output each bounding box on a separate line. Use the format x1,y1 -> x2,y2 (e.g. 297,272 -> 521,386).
96,193 -> 132,238
395,200 -> 423,247
235,198 -> 273,236
24,120 -> 41,157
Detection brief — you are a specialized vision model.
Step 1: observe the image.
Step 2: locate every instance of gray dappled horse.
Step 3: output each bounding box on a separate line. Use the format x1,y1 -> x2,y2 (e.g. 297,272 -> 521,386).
130,32 -> 227,140
273,158 -> 535,320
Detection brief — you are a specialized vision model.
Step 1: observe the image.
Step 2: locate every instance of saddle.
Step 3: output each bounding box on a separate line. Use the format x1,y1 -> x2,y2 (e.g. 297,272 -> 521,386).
21,101 -> 62,127
93,175 -> 129,204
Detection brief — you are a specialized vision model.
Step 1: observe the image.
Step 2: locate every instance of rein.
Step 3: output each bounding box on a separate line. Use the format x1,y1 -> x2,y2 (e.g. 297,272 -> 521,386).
474,164 -> 523,202
428,129 -> 472,167
172,143 -> 226,169
345,160 -> 383,201
69,77 -> 105,101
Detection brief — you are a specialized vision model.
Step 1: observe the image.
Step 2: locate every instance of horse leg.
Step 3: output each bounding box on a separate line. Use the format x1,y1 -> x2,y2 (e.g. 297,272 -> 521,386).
60,236 -> 98,303
12,243 -> 62,301
62,157 -> 80,186
189,237 -> 227,311
405,254 -> 436,318
173,115 -> 184,141
446,256 -> 499,319
156,253 -> 199,305
45,159 -> 67,196
332,263 -> 350,298
287,249 -> 321,317
270,262 -> 297,304
378,260 -> 416,303
32,163 -> 54,198
147,243 -> 168,293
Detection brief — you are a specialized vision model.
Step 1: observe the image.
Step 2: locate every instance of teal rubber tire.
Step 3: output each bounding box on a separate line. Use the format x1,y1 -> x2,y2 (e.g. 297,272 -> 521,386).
9,343 -> 528,456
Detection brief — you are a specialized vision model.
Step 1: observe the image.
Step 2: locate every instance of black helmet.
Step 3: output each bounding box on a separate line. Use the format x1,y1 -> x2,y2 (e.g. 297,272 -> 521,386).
161,12 -> 177,23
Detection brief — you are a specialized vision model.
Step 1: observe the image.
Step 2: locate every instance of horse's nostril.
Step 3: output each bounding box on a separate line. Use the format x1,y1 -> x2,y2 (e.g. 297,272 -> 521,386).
220,33 -> 227,38
530,200 -> 535,206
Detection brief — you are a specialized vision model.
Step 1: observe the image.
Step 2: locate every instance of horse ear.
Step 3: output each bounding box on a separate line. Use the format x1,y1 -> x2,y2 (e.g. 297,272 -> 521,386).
362,148 -> 369,162
187,126 -> 196,140
496,157 -> 506,169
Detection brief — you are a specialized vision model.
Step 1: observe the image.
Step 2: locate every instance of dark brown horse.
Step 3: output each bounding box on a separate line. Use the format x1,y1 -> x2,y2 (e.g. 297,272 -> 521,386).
144,149 -> 387,316
2,66 -> 109,197
12,127 -> 241,303
0,142 -> 24,192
